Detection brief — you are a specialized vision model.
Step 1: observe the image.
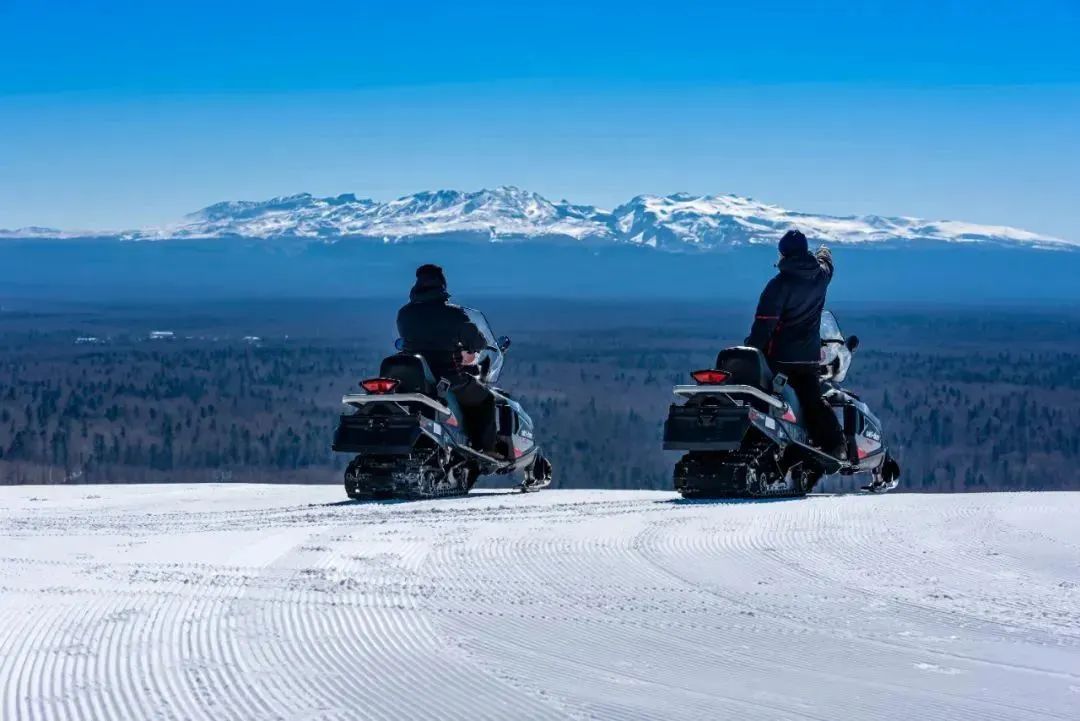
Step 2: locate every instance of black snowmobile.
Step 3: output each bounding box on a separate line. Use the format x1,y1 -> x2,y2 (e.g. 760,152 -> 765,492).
663,311 -> 900,498
332,308 -> 552,500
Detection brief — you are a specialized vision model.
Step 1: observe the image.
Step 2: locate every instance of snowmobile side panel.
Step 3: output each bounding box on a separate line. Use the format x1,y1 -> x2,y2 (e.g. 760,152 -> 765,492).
492,392 -> 538,463
834,394 -> 886,470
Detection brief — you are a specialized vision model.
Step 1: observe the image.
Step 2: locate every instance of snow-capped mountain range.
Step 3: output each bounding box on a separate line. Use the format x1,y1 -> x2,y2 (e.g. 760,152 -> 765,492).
3,186 -> 1074,250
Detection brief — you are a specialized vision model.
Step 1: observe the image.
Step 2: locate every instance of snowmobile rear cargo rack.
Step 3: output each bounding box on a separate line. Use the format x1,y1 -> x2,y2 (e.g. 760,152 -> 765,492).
341,393 -> 452,416
672,384 -> 785,410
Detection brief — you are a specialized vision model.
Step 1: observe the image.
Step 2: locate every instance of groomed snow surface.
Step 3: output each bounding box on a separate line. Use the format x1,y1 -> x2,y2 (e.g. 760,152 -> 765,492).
1,487 -> 1078,720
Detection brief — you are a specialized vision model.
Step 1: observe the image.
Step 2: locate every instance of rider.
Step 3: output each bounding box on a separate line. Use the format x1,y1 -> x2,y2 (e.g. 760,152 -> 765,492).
745,229 -> 847,459
396,264 -> 498,456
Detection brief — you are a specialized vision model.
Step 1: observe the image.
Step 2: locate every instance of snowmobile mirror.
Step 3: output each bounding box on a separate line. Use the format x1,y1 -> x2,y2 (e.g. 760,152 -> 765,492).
394,337 -> 405,351
497,335 -> 512,352
846,335 -> 860,352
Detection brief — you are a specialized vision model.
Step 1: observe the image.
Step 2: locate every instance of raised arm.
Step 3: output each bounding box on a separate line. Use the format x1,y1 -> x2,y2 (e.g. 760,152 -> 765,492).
815,245 -> 834,280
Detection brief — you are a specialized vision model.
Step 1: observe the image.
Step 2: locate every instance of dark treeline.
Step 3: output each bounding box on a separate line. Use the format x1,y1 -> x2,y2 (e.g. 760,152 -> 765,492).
0,298 -> 1077,492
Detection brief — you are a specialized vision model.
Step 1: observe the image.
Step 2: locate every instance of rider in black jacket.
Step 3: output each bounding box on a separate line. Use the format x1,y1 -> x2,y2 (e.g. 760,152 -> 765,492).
396,264 -> 497,454
746,230 -> 846,458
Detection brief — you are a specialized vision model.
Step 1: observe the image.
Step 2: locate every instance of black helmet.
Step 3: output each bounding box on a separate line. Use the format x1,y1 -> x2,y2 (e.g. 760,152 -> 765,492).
778,229 -> 809,257
414,263 -> 447,291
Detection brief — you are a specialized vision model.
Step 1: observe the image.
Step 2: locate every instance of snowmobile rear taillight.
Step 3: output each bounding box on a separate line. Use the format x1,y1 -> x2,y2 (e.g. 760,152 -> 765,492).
691,369 -> 730,385
361,378 -> 400,394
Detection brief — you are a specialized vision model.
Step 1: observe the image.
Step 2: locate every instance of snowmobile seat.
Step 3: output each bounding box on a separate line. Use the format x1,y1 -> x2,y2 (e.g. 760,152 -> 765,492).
379,353 -> 438,397
715,346 -> 774,392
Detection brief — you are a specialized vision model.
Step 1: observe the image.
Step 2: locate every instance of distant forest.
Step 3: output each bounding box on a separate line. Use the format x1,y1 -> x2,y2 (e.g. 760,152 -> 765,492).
0,298 -> 1077,492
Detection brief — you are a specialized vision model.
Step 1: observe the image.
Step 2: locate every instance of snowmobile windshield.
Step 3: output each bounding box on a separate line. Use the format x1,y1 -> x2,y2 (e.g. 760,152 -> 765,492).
461,307 -> 505,384
462,307 -> 498,348
820,310 -> 852,383
820,311 -> 844,344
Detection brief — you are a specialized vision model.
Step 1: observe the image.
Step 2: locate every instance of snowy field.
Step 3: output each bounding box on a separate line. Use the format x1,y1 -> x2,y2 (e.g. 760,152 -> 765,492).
1,486 -> 1078,720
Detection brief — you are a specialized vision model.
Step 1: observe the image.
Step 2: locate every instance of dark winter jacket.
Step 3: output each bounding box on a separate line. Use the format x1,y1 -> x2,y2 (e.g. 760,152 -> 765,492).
396,285 -> 487,380
745,248 -> 834,364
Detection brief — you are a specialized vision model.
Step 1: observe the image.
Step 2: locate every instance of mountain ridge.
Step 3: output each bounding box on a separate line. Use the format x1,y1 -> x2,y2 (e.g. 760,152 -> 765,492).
1,186 -> 1074,251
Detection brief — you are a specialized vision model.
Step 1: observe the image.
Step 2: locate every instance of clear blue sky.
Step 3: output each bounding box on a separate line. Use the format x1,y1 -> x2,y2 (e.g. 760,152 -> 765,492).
1,0 -> 1078,238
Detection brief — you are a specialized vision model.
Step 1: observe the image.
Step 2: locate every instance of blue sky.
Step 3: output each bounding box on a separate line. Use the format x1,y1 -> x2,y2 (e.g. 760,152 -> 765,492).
1,0 -> 1078,237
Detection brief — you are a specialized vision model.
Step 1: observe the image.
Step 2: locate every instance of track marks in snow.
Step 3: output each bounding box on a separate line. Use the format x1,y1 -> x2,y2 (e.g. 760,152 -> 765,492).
1,487 -> 1078,720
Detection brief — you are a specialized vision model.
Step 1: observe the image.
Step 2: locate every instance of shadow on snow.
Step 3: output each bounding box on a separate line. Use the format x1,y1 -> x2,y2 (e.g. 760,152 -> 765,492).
317,490 -> 515,507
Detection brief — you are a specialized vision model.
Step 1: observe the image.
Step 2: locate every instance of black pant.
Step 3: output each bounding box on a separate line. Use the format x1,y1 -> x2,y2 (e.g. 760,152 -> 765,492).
449,374 -> 497,452
776,362 -> 845,453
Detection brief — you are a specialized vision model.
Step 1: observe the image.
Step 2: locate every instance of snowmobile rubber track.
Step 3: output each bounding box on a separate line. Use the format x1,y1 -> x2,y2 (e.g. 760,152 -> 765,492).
344,454 -> 471,500
674,446 -> 807,499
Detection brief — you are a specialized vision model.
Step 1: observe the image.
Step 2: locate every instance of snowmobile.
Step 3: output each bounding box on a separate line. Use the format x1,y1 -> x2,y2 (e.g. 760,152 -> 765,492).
332,308 -> 552,500
663,311 -> 900,498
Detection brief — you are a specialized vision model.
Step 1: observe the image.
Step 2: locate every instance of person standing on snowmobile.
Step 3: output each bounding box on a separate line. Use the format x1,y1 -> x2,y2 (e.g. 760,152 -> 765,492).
745,229 -> 847,459
396,264 -> 498,455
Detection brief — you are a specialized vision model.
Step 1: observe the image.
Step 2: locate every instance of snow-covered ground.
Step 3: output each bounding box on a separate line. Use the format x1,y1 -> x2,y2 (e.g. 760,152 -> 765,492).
1,486 -> 1077,720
